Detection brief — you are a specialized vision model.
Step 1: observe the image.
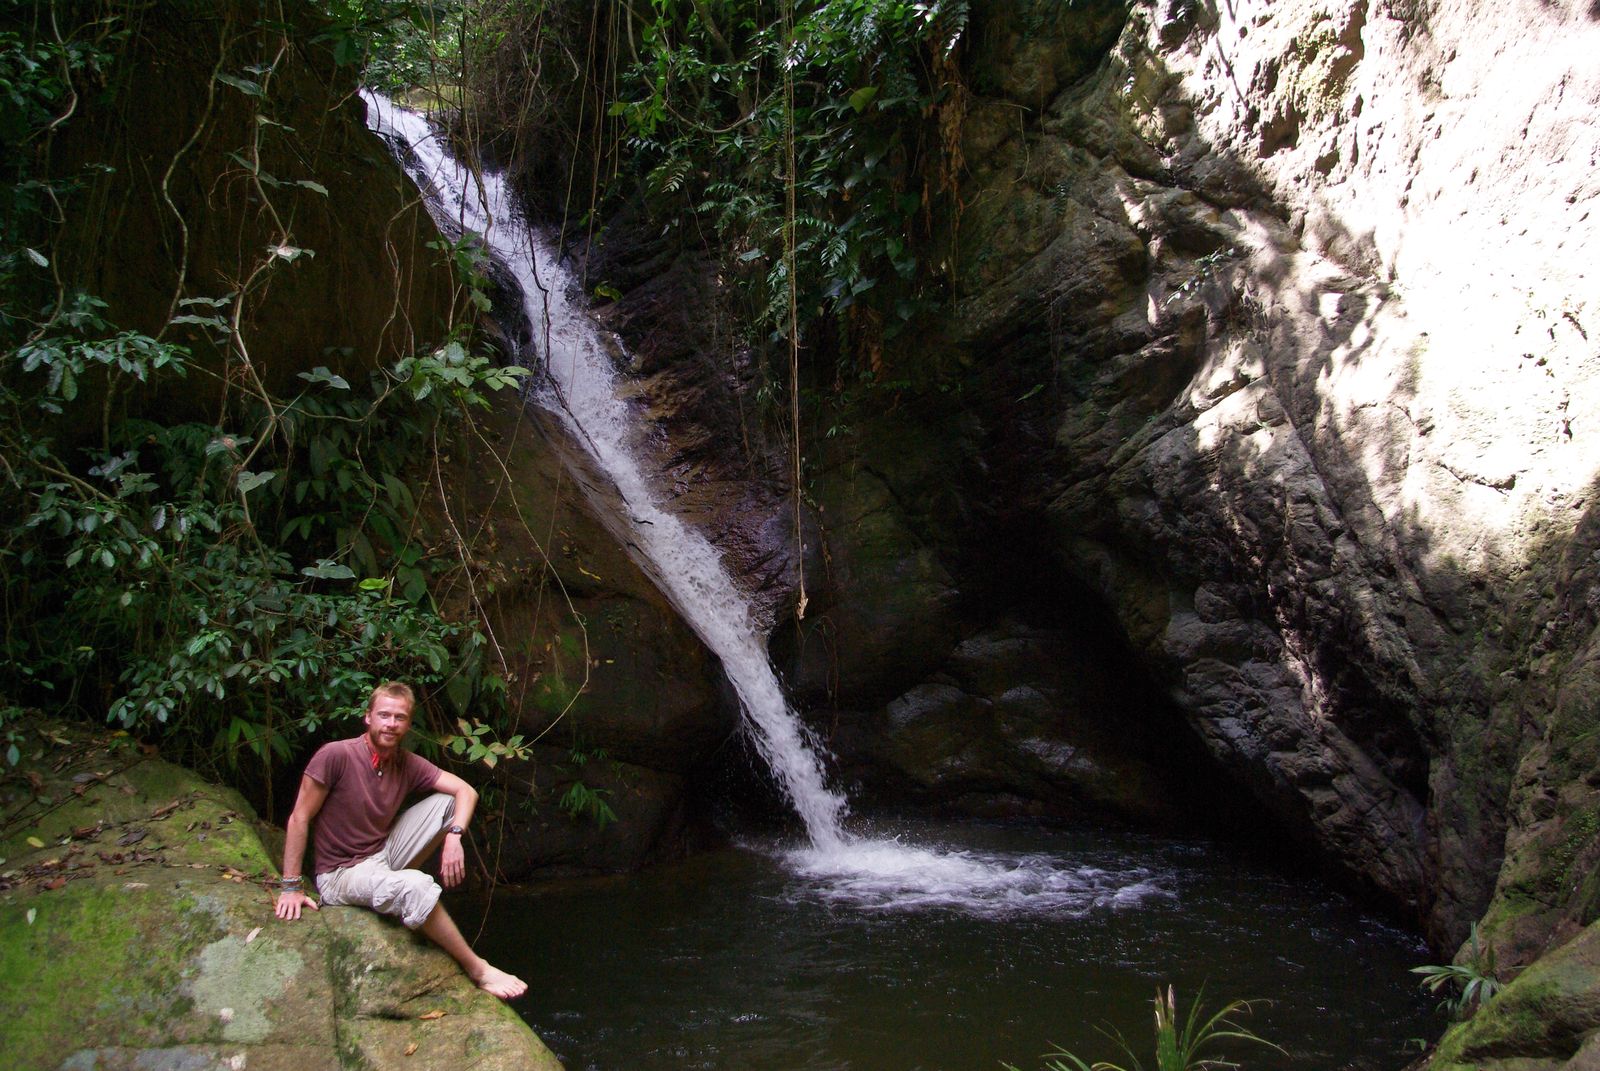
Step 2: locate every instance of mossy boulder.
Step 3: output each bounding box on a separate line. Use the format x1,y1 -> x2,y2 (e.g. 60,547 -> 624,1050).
0,720 -> 561,1071
1427,919 -> 1600,1070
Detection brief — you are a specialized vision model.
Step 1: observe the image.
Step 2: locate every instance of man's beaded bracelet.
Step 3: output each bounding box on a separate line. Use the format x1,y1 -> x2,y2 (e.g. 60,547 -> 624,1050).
278,876 -> 304,890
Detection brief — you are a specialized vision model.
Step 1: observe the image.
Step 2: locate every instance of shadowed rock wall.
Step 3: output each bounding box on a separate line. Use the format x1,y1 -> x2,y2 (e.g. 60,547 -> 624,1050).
795,0 -> 1600,966
584,0 -> 1600,962
954,0 -> 1600,959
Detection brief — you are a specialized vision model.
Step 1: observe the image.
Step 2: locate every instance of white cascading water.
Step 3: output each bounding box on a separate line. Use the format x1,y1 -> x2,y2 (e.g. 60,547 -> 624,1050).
365,94 -> 1166,915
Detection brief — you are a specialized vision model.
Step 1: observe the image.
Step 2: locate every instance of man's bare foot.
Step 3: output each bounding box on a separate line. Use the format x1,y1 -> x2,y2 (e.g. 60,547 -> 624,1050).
472,963 -> 527,1001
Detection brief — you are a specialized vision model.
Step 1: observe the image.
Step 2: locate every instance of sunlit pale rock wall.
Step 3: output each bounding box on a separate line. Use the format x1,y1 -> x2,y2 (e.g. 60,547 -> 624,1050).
1163,0 -> 1600,583
1132,0 -> 1600,956
918,0 -> 1600,951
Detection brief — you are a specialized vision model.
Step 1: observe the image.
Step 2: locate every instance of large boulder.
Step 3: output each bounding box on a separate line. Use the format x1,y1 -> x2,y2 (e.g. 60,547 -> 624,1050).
813,618 -> 1228,823
0,720 -> 561,1071
1426,918 -> 1600,1070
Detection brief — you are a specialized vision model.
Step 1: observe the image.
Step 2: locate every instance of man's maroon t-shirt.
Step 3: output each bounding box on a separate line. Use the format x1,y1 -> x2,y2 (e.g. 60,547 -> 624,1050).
305,736 -> 442,876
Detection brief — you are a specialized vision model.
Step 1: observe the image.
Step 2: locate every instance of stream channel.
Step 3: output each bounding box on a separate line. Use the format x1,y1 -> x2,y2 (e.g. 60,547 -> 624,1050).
366,95 -> 1441,1071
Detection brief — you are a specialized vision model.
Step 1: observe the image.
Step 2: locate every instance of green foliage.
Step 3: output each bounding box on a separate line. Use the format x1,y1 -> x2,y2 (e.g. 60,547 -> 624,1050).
557,778 -> 617,830
443,716 -> 528,768
598,0 -> 968,376
1412,923 -> 1503,1020
556,744 -> 616,829
314,0 -> 465,91
0,313 -> 525,775
1006,986 -> 1283,1071
0,3 -> 529,784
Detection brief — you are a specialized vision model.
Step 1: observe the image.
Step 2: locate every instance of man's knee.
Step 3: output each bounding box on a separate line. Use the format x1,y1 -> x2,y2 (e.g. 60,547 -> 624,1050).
386,793 -> 456,871
369,867 -> 441,930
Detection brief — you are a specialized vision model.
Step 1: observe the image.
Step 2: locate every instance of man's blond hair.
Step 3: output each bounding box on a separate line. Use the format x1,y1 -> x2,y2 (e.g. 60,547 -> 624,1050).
366,681 -> 415,713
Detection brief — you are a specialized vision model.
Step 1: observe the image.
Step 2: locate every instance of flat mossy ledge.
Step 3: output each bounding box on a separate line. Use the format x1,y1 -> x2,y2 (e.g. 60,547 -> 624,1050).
0,720 -> 561,1071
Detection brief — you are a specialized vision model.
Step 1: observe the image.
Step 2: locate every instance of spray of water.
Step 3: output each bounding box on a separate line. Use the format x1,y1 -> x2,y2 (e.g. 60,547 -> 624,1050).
364,94 -> 1165,914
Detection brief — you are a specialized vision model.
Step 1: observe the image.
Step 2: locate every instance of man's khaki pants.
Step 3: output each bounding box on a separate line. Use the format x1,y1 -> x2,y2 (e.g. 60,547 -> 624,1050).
316,793 -> 454,929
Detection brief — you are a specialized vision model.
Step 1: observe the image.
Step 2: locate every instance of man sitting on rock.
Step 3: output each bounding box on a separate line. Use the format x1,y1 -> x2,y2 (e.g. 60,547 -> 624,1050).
273,681 -> 527,1000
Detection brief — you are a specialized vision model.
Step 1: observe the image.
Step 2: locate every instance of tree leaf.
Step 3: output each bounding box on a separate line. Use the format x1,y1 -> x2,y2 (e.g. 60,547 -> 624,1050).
297,366 -> 349,390
215,73 -> 264,97
301,560 -> 356,580
236,470 -> 276,493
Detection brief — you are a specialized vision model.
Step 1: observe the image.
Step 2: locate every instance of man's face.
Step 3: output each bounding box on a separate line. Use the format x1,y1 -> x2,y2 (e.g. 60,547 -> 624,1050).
365,694 -> 414,753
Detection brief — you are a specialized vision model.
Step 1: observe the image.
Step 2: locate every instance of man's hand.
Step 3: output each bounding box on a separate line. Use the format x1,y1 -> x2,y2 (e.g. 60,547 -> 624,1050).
275,889 -> 320,920
278,773 -> 328,922
440,833 -> 465,888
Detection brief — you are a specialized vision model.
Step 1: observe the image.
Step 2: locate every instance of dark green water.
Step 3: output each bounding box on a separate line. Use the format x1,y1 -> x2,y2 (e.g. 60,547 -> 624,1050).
461,820 -> 1438,1071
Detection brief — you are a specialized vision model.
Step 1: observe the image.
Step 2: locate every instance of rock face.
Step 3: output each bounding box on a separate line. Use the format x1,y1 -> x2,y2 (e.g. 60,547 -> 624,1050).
948,0 -> 1600,955
0,722 -> 562,1071
576,0 -> 1600,978
493,3 -> 1600,1009
815,618 -> 1235,823
1426,916 -> 1600,1070
581,214 -> 809,627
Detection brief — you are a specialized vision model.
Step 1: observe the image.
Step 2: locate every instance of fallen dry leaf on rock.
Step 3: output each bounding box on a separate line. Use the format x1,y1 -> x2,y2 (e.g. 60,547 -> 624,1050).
417,1010 -> 445,1021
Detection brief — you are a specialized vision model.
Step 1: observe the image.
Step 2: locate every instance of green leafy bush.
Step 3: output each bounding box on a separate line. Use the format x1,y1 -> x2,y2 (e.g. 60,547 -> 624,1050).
608,0 -> 967,363
0,304 -> 526,777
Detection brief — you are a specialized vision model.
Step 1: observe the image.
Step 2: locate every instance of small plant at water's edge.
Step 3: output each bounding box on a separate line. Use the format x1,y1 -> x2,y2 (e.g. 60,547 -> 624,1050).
1411,922 -> 1503,1019
1004,985 -> 1283,1071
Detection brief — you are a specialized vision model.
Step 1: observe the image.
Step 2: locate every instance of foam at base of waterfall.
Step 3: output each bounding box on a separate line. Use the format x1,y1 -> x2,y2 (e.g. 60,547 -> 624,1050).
772,838 -> 1172,918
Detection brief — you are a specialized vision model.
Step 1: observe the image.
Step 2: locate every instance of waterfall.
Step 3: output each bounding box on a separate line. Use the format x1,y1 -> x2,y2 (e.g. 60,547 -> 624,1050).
364,95 -> 1167,915
363,93 -> 849,850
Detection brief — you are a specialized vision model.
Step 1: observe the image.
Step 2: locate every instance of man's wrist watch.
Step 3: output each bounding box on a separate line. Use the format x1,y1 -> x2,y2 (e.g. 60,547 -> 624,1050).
446,824 -> 465,836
